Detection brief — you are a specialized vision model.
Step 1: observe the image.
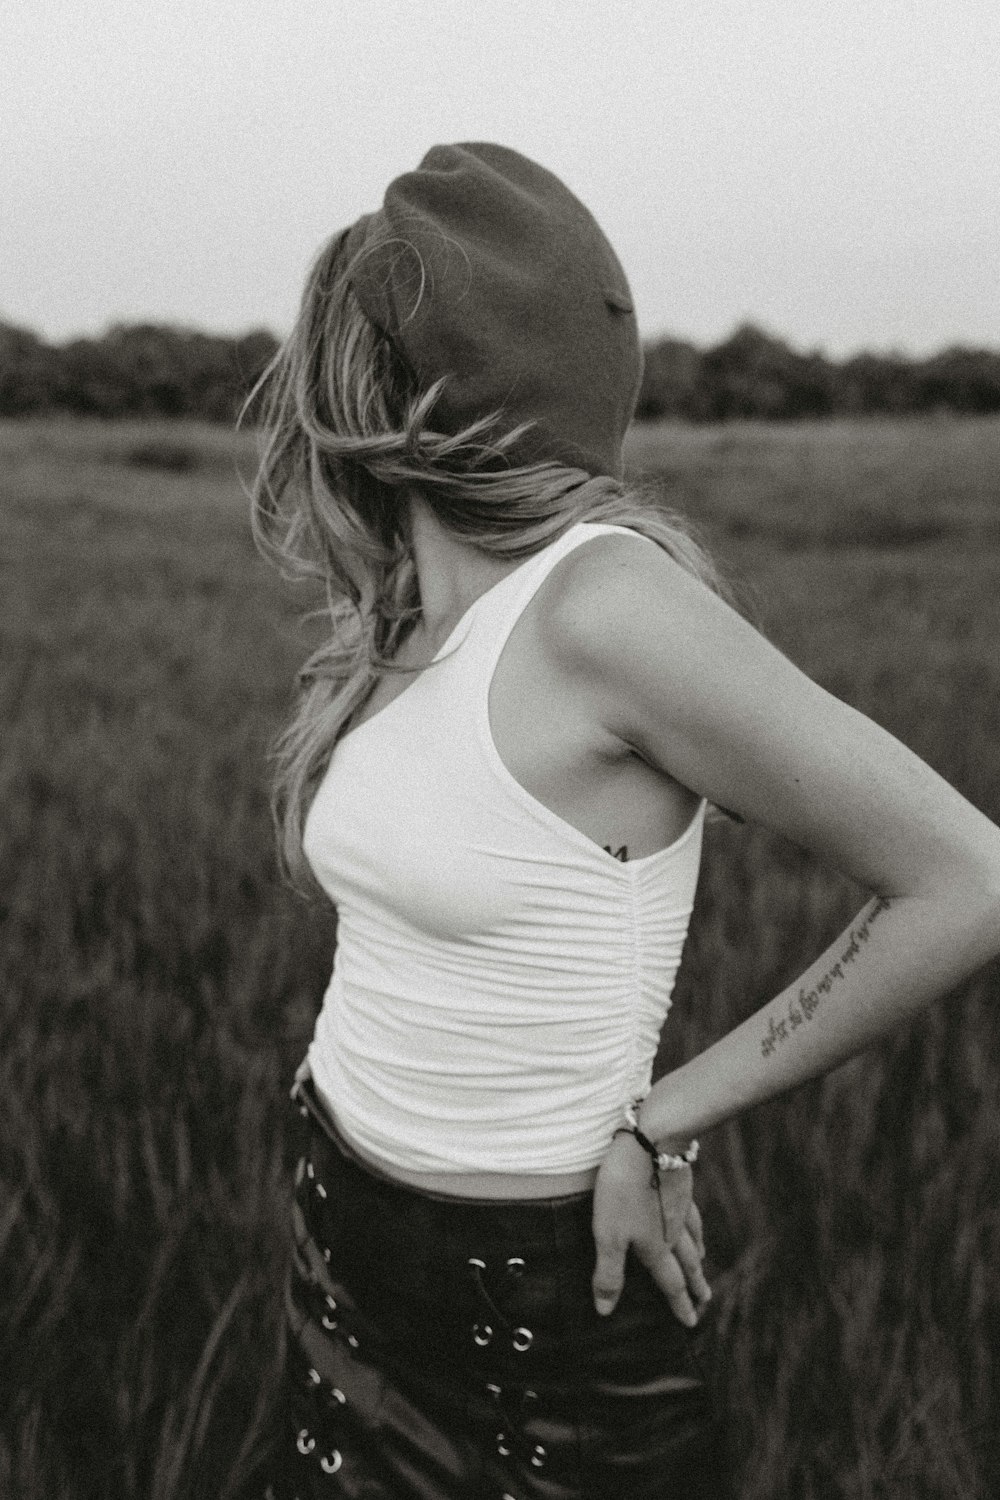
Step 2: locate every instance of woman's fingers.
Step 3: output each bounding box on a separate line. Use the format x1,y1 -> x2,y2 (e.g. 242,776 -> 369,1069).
644,1233 -> 711,1327
673,1228 -> 712,1309
592,1230 -> 628,1316
645,1246 -> 699,1327
685,1199 -> 705,1259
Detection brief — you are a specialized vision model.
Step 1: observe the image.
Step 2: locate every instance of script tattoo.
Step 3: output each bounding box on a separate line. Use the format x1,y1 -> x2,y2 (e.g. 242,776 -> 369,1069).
760,894 -> 892,1058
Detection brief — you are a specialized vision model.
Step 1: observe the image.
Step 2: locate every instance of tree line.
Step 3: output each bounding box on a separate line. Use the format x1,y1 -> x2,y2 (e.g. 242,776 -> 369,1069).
636,323 -> 1000,421
0,322 -> 280,422
2,318 -> 999,423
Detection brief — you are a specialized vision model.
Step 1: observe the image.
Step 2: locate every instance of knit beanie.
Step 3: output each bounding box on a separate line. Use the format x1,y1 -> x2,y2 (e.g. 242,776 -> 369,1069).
341,143 -> 643,481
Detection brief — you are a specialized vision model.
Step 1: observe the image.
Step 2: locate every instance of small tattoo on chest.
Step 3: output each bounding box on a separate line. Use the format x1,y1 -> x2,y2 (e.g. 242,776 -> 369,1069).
603,843 -> 629,862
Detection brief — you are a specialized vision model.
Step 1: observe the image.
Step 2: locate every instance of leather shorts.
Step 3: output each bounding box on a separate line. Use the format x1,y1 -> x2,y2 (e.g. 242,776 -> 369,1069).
269,1076 -> 731,1499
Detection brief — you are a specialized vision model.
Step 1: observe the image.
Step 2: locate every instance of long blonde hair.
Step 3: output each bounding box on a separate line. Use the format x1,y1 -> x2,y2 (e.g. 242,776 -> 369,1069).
248,229 -> 728,892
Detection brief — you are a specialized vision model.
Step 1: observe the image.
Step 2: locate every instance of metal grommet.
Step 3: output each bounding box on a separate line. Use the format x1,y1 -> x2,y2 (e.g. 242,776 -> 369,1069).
319,1449 -> 343,1474
325,1294 -> 338,1313
486,1381 -> 502,1399
306,1367 -> 321,1387
321,1313 -> 338,1331
305,1161 -> 315,1180
346,1333 -> 359,1349
496,1432 -> 511,1457
512,1326 -> 533,1352
467,1256 -> 487,1270
531,1443 -> 547,1468
314,1181 -> 328,1200
505,1256 -> 526,1277
330,1386 -> 346,1405
473,1323 -> 493,1346
295,1429 -> 316,1455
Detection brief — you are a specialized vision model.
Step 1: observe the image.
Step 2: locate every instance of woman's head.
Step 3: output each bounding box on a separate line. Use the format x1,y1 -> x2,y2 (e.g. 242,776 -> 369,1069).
248,143 -> 725,890
339,142 -> 645,479
250,144 -> 649,596
250,208 -> 616,608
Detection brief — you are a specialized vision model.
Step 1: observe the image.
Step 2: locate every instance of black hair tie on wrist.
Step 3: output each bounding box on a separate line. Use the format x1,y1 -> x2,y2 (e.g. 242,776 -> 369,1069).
614,1122 -> 660,1160
616,1102 -> 699,1173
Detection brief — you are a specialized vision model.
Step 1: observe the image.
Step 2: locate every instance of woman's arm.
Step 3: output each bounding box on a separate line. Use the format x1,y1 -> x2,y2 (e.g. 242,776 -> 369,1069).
641,882 -> 996,1149
551,534 -> 1000,1117
547,532 -> 1000,1313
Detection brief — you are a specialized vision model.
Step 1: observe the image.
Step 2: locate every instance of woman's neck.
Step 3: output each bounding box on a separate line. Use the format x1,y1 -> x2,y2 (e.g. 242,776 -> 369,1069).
406,494 -> 523,651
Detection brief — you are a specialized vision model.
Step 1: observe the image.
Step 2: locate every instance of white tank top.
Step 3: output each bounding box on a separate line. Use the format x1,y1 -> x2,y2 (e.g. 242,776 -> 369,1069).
303,521 -> 706,1174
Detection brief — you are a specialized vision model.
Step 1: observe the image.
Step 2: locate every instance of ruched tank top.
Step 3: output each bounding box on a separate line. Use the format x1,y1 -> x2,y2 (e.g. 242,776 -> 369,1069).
303,521 -> 706,1174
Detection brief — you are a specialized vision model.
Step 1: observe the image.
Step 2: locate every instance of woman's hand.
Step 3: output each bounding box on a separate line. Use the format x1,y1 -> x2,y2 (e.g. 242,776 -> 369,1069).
591,1132 -> 711,1325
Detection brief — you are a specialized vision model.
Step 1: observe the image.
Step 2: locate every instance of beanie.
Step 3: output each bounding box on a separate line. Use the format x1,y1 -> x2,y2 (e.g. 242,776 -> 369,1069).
341,143 -> 643,481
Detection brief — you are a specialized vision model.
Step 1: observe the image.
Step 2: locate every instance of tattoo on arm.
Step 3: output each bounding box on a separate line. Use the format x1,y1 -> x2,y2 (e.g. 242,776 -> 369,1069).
760,895 -> 892,1058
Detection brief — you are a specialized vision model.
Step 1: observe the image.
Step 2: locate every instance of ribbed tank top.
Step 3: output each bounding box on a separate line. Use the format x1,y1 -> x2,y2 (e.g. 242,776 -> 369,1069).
303,521 -> 706,1174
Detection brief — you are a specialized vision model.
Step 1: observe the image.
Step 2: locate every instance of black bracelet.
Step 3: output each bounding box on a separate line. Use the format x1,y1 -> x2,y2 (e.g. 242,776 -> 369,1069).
618,1103 -> 700,1171
613,1123 -> 660,1160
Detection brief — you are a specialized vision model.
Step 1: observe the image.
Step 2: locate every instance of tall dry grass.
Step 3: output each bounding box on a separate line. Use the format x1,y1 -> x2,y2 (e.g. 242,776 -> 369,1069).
2,415 -> 999,1498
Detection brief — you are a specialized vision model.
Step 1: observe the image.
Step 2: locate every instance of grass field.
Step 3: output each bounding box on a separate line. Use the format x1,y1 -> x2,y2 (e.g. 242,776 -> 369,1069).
2,414 -> 999,1498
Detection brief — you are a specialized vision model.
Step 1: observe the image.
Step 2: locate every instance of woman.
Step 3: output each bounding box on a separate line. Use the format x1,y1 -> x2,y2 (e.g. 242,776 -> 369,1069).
252,144 -> 1000,1499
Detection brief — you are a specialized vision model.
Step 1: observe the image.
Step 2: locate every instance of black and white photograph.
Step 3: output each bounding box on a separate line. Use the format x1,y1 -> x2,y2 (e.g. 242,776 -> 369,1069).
3,3 -> 1000,1497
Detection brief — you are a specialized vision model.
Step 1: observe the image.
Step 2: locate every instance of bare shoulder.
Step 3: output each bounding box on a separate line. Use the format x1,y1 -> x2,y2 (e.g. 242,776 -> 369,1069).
542,526 -> 1000,897
543,526 -> 772,703
541,524 -> 806,774
545,526 -> 729,649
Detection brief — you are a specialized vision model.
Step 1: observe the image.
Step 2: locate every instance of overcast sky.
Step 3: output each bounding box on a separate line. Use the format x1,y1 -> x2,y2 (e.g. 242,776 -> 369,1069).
4,0 -> 998,355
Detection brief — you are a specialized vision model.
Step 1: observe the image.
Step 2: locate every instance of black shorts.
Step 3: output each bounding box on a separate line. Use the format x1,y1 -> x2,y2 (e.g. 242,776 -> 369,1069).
269,1076 -> 731,1499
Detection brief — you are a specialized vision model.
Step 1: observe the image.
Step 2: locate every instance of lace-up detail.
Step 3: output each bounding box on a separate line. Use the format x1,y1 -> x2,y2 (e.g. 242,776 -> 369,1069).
467,1253 -> 547,1477
274,1073 -> 727,1498
467,1255 -> 535,1356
